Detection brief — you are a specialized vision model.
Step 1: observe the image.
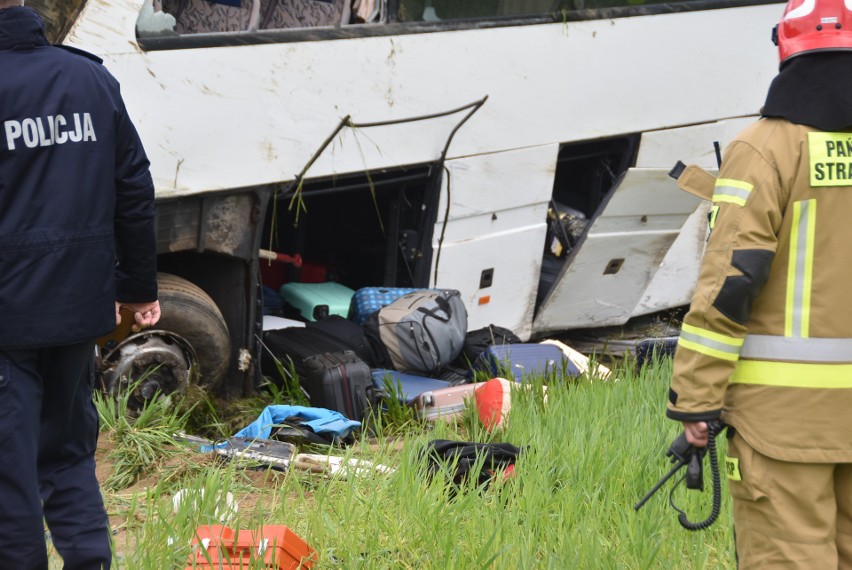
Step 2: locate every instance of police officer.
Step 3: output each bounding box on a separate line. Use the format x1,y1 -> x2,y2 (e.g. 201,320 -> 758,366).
0,1 -> 160,568
667,0 -> 852,566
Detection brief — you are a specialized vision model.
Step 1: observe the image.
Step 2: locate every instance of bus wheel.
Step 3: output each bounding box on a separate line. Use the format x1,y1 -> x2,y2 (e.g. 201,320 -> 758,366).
99,330 -> 196,412
154,272 -> 231,391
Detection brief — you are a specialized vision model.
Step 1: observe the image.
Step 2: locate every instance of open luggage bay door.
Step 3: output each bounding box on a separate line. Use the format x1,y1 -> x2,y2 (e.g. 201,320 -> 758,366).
533,168 -> 703,334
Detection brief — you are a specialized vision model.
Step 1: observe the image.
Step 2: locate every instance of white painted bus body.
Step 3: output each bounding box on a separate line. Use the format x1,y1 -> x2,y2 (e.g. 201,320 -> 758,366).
56,0 -> 781,389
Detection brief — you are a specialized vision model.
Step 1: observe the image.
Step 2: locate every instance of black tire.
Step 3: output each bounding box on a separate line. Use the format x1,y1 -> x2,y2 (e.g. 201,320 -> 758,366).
155,272 -> 231,391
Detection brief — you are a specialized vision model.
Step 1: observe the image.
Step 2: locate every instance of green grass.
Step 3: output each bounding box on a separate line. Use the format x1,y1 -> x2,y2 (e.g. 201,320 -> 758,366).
82,358 -> 735,569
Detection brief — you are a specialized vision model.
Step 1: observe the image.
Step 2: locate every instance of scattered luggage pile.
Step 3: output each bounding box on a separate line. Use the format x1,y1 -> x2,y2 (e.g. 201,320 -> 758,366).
178,282 -> 611,569
258,284 -> 597,424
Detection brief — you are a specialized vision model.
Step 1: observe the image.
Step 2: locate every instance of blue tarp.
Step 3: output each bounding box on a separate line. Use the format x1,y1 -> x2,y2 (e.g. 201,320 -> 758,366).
233,405 -> 361,440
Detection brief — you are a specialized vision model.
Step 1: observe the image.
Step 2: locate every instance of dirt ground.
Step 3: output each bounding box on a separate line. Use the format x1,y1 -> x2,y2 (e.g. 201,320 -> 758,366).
93,435 -> 289,563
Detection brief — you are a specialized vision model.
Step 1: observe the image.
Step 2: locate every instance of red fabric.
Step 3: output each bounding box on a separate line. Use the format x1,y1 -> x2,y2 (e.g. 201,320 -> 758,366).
475,378 -> 513,431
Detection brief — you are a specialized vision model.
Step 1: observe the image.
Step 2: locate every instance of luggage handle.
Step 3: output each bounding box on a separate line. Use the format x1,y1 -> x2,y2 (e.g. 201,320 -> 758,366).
417,296 -> 452,323
366,384 -> 386,403
420,391 -> 435,406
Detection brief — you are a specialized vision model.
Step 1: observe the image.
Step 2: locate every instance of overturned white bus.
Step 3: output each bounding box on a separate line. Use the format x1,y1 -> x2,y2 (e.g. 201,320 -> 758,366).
30,0 -> 783,396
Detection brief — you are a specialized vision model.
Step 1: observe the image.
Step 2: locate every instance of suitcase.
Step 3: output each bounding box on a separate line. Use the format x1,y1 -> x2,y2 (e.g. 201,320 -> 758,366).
305,315 -> 376,366
457,324 -> 522,365
370,369 -> 450,405
411,383 -> 483,422
348,287 -> 418,324
259,326 -> 353,383
474,343 -> 577,381
301,350 -> 372,421
279,281 -> 356,322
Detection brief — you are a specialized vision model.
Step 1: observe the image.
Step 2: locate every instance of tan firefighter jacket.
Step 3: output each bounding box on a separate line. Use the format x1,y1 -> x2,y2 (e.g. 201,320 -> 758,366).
668,117 -> 852,463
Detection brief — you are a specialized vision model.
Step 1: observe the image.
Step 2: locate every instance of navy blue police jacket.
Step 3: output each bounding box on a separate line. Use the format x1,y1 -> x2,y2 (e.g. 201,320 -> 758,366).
0,7 -> 157,348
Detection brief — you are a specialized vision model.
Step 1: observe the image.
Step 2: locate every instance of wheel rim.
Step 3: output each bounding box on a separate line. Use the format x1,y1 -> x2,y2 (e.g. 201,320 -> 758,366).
100,330 -> 198,410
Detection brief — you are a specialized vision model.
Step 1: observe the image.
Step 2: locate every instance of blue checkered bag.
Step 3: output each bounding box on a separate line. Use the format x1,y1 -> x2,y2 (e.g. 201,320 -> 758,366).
349,287 -> 417,324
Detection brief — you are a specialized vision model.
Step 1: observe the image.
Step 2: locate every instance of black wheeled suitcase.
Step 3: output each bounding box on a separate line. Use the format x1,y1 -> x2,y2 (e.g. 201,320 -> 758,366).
301,350 -> 372,421
259,326 -> 352,384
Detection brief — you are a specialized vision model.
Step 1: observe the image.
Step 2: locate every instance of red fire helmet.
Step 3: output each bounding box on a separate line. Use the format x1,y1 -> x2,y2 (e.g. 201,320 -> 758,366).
773,0 -> 852,62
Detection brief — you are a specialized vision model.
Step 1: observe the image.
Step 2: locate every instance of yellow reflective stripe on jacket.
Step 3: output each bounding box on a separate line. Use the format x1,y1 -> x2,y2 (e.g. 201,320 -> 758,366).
677,323 -> 743,361
740,335 -> 852,363
713,178 -> 753,206
709,205 -> 720,230
731,360 -> 852,388
785,200 -> 816,338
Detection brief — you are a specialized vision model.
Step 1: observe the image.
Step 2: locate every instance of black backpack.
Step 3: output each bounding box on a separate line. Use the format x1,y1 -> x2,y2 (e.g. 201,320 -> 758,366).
422,439 -> 523,488
457,324 -> 522,366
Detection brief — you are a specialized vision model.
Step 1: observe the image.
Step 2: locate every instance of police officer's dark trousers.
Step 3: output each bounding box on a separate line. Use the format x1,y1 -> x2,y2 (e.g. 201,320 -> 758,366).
0,340 -> 111,570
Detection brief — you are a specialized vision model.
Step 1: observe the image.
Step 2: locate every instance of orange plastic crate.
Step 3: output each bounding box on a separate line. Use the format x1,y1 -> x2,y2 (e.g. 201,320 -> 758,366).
186,525 -> 316,570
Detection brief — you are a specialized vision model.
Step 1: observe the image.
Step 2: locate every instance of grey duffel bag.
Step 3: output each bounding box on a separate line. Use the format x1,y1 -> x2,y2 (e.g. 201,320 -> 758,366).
366,289 -> 468,374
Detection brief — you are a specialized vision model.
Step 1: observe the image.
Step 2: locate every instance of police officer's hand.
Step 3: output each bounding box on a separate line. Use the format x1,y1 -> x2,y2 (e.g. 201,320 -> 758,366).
116,301 -> 161,331
683,421 -> 709,447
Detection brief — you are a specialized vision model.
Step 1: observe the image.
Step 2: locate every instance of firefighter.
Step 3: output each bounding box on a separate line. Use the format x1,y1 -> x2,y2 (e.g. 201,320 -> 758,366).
667,0 -> 852,566
0,1 -> 159,568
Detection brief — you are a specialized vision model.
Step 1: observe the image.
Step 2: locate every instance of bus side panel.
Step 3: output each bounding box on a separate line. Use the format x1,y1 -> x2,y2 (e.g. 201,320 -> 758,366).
69,3 -> 780,198
432,146 -> 556,338
632,117 -> 757,316
430,216 -> 547,341
533,168 -> 701,334
633,204 -> 711,314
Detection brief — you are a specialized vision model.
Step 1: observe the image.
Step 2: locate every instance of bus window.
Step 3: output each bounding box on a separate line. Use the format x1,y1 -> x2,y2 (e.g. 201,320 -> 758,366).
397,0 -> 567,22
139,0 -> 364,36
27,0 -> 87,43
351,0 -> 381,23
395,0 -> 704,21
259,0 -> 351,29
136,0 -> 752,41
159,0 -> 260,34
